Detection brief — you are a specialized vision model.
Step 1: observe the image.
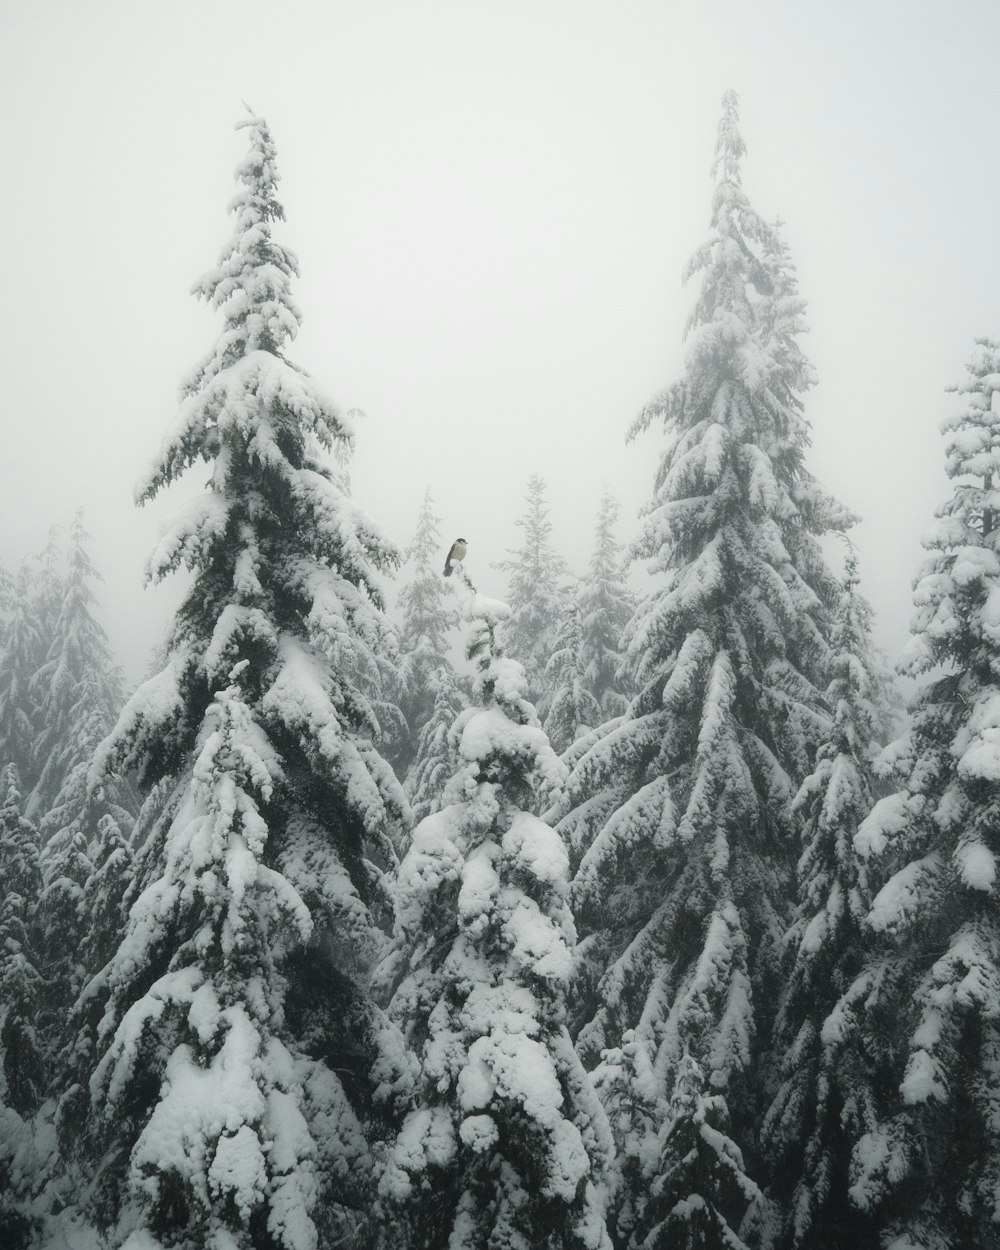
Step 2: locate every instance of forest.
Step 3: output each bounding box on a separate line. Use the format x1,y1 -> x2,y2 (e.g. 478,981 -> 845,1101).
1,90 -> 997,1250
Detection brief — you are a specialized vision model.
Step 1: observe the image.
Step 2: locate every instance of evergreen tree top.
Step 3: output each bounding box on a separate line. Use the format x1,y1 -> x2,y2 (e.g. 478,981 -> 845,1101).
405,486 -> 443,566
183,111 -> 305,398
711,89 -> 746,187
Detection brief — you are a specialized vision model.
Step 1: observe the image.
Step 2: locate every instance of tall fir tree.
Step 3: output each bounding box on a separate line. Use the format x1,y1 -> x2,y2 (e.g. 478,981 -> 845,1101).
842,340 -> 1000,1250
553,91 -> 853,1247
0,766 -> 45,1249
545,492 -> 636,756
757,551 -> 884,1250
71,113 -> 409,1250
640,1052 -> 762,1250
394,488 -> 460,775
544,591 -> 602,756
0,563 -> 45,789
405,666 -> 467,827
577,488 -> 635,723
29,512 -> 131,828
378,590 -> 614,1250
494,475 -> 571,715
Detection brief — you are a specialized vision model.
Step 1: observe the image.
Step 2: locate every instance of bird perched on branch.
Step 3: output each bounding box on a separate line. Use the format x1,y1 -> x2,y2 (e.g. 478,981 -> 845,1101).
443,538 -> 467,577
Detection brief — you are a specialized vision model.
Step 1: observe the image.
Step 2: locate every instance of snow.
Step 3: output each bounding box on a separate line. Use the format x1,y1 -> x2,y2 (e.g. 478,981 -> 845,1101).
900,1048 -> 947,1106
503,892 -> 573,982
457,840 -> 499,911
955,838 -> 997,891
950,545 -> 1000,587
458,1113 -> 499,1153
208,1124 -> 268,1219
867,854 -> 944,935
502,810 -> 569,885
854,792 -> 923,858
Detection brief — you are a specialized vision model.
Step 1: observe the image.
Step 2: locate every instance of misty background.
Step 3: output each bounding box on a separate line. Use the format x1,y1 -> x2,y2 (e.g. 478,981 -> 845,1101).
2,0 -> 998,685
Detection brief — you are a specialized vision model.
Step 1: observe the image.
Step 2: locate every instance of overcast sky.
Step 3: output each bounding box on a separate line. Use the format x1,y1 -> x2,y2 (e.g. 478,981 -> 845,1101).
3,0 -> 1000,683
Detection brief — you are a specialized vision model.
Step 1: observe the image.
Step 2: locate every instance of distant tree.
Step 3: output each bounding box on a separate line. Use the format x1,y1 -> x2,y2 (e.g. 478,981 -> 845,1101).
394,487 -> 460,774
544,592 -> 602,756
842,339 -> 1000,1250
405,665 -> 466,826
757,551 -> 883,1250
29,512 -> 130,826
0,564 -> 45,788
0,766 -> 45,1249
642,1052 -> 762,1250
494,475 -> 571,714
545,492 -> 636,756
74,112 -> 408,1250
378,592 -> 614,1250
553,91 -> 853,1246
577,488 -> 635,722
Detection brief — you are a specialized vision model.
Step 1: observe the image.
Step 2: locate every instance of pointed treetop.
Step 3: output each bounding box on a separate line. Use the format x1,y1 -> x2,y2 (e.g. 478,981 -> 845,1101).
183,112 -> 302,390
231,110 -> 286,225
711,89 -> 745,186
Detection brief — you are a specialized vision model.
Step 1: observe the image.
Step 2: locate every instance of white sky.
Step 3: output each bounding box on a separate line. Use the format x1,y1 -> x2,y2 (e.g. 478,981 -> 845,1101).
2,0 -> 999,682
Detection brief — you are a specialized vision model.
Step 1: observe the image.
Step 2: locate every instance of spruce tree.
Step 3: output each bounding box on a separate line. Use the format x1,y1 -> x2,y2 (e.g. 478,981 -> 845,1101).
29,512 -> 130,826
394,488 -> 460,775
757,551 -> 883,1250
642,1053 -> 762,1250
0,563 -> 45,788
0,766 -> 45,1249
75,112 -> 408,1250
553,91 -> 853,1246
494,475 -> 571,714
544,592 -> 602,756
378,590 -> 614,1250
405,666 -> 466,826
577,488 -> 635,723
545,492 -> 635,757
843,339 -> 1000,1250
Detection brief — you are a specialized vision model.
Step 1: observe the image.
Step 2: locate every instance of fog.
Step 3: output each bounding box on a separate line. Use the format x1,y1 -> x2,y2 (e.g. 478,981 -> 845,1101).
3,0 -> 999,684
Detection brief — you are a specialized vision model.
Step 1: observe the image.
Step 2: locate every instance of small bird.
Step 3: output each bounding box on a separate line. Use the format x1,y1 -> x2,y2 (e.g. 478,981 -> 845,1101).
443,538 -> 468,578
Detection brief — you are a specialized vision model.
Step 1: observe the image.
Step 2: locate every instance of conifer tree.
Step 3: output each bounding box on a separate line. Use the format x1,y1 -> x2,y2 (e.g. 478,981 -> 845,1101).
494,476 -> 571,713
544,593 -> 602,756
378,590 -> 614,1250
29,512 -> 129,825
545,492 -> 636,757
0,766 -> 46,1119
553,92 -> 853,1246
405,666 -> 466,826
74,113 -> 408,1250
757,551 -> 883,1250
0,564 -> 45,788
842,339 -> 1000,1250
394,488 -> 460,774
577,489 -> 635,722
0,766 -> 45,1249
642,1053 -> 762,1250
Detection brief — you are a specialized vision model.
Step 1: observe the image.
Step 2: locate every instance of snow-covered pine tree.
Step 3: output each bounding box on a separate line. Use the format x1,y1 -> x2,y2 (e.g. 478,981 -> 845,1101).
545,491 -> 636,758
553,91 -> 853,1246
0,766 -> 45,1249
378,590 -> 614,1250
73,112 -> 408,1250
0,563 -> 45,789
841,339 -> 1000,1250
544,591 -> 602,757
578,489 -> 635,723
494,475 -> 571,715
641,1052 -> 762,1250
405,666 -> 466,826
757,550 -> 883,1250
47,815 -> 137,1211
29,512 -> 130,827
394,488 -> 460,775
